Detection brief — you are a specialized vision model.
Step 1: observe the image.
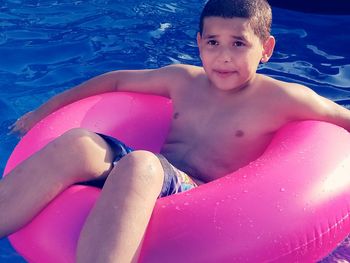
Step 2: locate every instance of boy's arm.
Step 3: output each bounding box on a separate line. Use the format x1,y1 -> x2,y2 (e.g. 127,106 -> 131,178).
10,64 -> 186,135
285,84 -> 350,131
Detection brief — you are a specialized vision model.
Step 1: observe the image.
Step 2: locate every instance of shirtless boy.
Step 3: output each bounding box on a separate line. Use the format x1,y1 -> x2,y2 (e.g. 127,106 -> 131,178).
1,0 -> 350,262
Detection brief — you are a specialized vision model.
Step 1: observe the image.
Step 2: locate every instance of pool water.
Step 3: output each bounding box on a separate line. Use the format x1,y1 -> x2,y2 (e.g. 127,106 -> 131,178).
0,1 -> 349,262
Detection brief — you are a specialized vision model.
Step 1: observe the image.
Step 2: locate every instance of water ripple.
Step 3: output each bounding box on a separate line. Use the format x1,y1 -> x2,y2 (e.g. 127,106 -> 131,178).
0,1 -> 350,262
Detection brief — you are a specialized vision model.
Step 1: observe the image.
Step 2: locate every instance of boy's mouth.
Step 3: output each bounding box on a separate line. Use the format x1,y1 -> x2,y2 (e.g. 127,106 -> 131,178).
213,69 -> 236,78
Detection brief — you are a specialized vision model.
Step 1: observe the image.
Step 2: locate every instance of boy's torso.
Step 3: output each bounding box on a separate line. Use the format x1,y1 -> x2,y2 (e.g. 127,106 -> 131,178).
160,65 -> 292,183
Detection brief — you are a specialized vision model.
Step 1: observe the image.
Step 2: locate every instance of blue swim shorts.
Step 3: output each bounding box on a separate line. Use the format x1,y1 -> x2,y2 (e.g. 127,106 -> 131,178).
87,133 -> 198,198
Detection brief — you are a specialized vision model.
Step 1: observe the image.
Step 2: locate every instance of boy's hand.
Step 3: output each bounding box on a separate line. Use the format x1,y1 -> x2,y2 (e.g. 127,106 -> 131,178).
8,111 -> 38,137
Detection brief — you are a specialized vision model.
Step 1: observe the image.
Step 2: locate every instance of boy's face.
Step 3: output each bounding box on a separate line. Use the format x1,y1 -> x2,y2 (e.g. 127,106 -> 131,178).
197,16 -> 274,92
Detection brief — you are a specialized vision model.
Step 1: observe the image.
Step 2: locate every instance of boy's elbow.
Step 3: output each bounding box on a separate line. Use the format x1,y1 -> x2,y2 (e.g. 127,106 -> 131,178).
328,106 -> 350,132
95,71 -> 120,92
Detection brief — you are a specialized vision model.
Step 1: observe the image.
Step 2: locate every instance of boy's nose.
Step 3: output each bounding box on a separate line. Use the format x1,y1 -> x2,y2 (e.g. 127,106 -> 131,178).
218,48 -> 233,63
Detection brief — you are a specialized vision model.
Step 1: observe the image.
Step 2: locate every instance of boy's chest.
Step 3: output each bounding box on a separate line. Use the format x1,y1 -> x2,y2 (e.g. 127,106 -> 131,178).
168,101 -> 280,179
172,99 -> 281,142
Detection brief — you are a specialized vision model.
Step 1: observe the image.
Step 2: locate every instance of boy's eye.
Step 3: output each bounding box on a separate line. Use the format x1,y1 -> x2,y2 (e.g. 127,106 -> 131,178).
233,41 -> 245,47
207,40 -> 218,46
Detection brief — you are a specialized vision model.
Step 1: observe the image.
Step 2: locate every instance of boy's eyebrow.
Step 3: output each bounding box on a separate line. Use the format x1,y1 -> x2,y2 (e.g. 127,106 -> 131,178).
232,35 -> 248,41
204,34 -> 248,41
203,34 -> 219,39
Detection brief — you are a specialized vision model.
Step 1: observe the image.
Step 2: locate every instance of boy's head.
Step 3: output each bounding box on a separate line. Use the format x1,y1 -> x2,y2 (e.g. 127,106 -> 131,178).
199,0 -> 272,42
196,0 -> 275,92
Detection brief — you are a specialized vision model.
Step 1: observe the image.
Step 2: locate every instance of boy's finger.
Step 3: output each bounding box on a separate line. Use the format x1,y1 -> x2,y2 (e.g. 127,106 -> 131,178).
9,125 -> 23,135
7,130 -> 16,136
7,127 -> 24,138
10,123 -> 18,130
7,128 -> 19,136
7,128 -> 17,136
8,119 -> 20,130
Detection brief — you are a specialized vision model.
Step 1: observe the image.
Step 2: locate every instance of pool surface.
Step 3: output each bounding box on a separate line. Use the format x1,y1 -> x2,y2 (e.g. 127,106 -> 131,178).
0,1 -> 349,262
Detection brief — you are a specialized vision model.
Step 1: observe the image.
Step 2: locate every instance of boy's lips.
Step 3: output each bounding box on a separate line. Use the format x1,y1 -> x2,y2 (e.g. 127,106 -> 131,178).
213,69 -> 236,78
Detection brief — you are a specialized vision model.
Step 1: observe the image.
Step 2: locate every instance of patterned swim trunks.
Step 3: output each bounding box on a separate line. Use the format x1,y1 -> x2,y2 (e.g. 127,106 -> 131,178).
93,134 -> 198,197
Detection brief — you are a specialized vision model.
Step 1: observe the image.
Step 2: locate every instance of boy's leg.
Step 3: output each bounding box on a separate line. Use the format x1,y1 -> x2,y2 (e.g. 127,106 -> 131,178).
0,128 -> 115,238
76,150 -> 164,263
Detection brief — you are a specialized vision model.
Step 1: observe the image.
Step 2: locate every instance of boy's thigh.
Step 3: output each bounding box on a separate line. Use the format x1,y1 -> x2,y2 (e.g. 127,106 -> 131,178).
156,155 -> 198,197
78,133 -> 133,187
80,134 -> 198,196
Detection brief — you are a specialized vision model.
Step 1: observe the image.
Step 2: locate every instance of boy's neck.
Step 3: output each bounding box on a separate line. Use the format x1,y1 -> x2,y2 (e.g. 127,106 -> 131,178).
208,73 -> 259,96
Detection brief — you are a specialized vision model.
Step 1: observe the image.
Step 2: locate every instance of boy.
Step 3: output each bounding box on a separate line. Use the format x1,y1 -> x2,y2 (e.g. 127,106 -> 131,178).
2,0 -> 350,262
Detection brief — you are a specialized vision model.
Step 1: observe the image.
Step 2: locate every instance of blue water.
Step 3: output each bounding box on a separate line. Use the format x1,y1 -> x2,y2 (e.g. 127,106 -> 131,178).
0,1 -> 349,262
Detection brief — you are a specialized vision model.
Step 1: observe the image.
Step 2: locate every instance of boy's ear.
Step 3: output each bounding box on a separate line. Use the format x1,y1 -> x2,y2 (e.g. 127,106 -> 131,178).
261,36 -> 275,63
197,32 -> 203,58
196,32 -> 202,47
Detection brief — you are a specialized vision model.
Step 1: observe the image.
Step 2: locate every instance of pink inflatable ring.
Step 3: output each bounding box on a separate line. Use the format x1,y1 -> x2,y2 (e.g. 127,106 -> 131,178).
4,92 -> 350,262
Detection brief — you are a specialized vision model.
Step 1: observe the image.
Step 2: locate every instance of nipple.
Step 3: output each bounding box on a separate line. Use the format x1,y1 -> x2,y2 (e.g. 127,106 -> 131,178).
235,130 -> 244,137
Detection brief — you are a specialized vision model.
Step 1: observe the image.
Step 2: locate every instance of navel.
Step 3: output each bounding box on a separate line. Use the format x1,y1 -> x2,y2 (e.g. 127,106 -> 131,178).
173,112 -> 180,119
235,130 -> 244,137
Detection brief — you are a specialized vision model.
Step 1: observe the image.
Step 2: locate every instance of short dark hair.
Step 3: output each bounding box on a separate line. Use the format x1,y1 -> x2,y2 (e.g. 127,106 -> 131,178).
199,0 -> 272,42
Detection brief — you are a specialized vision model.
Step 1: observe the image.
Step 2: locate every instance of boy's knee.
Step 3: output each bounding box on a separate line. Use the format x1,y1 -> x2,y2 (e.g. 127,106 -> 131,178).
115,150 -> 164,186
56,128 -> 95,149
52,128 -> 105,158
46,128 -> 113,180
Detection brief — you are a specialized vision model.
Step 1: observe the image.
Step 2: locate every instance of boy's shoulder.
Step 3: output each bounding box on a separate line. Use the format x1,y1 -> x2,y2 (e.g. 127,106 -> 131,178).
258,74 -> 314,98
161,64 -> 205,78
258,74 -> 327,119
152,64 -> 207,92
